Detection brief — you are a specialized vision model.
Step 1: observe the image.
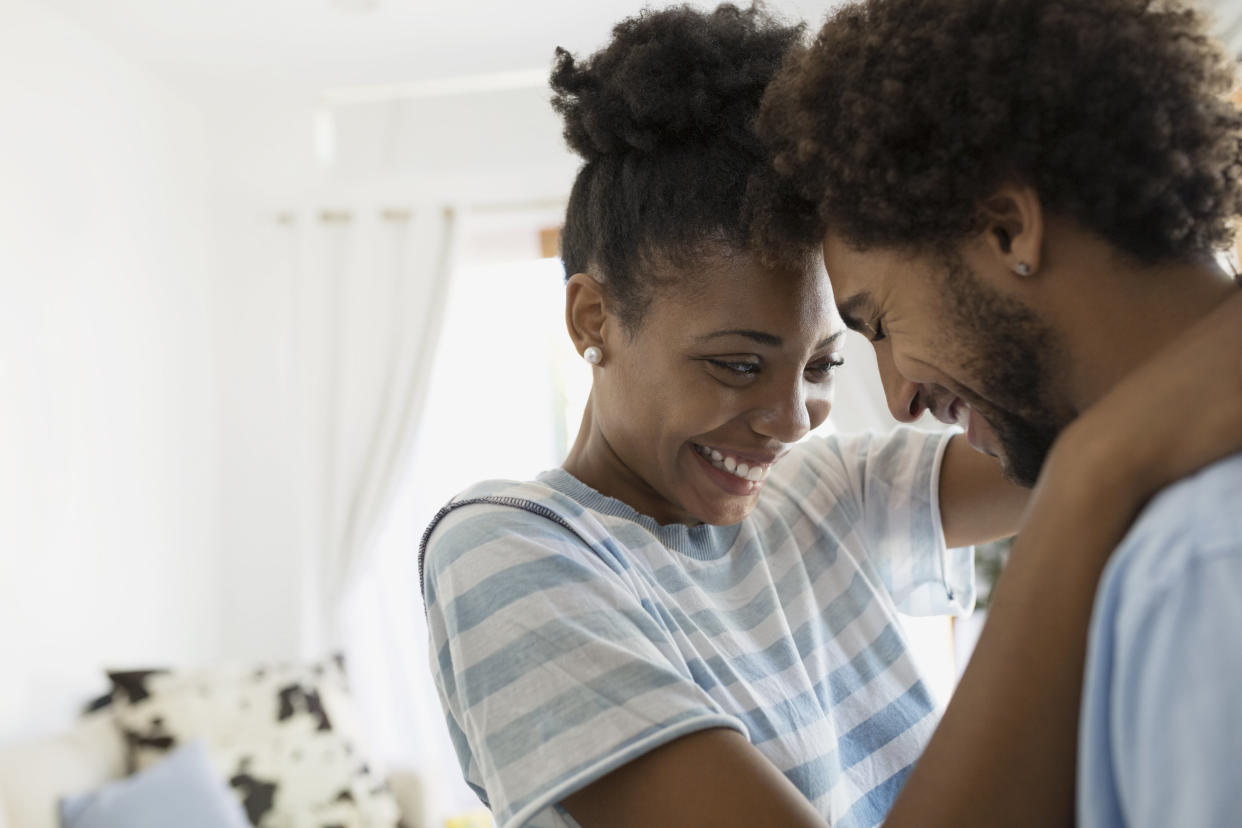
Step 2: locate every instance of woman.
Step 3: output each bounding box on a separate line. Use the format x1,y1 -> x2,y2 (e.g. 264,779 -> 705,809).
420,6 -> 1242,828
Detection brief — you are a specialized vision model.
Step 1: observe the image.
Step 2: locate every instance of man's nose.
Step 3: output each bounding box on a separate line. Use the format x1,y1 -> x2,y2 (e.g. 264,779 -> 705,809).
876,347 -> 925,423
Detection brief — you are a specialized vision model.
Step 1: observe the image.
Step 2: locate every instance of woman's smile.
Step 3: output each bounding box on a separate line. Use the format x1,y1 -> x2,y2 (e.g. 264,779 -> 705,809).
690,441 -> 784,498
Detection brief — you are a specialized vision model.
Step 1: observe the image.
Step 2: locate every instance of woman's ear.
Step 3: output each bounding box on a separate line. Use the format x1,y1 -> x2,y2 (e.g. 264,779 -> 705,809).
565,272 -> 609,359
979,185 -> 1045,279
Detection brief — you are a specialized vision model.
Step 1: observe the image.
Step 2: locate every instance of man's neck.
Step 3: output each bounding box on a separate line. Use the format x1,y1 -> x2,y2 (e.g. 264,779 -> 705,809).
1058,253 -> 1240,413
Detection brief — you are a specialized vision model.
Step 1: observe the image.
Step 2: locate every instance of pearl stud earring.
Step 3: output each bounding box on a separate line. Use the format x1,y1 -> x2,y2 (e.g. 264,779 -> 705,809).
1015,261 -> 1032,276
583,346 -> 602,365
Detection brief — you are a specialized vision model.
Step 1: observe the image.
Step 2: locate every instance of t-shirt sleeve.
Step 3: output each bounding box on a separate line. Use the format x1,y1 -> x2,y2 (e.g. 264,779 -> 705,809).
422,502 -> 746,828
784,427 -> 974,617
1102,545 -> 1242,827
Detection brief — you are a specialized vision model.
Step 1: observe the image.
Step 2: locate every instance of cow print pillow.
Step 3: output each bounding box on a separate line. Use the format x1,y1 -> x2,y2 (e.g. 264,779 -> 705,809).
106,659 -> 404,828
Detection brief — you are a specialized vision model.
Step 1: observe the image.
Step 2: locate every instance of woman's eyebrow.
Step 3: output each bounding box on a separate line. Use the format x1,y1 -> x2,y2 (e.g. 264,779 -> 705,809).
694,329 -> 845,349
696,329 -> 783,346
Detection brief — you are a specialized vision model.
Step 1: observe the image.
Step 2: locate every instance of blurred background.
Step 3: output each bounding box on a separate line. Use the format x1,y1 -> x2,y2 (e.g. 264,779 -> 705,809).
3,0 -> 1241,825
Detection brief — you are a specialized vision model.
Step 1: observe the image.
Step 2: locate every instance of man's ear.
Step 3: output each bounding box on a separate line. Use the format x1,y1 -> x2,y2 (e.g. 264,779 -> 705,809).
565,272 -> 609,358
978,185 -> 1044,278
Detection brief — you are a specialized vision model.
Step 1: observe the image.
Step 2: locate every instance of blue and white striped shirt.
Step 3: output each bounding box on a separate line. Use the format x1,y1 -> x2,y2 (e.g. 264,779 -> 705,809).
421,428 -> 973,828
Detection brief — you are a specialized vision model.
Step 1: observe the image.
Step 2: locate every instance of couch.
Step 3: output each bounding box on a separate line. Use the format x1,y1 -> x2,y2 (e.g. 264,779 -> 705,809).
0,711 -> 431,828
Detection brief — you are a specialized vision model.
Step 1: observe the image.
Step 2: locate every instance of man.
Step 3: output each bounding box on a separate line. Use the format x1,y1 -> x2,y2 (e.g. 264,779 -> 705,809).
756,0 -> 1242,825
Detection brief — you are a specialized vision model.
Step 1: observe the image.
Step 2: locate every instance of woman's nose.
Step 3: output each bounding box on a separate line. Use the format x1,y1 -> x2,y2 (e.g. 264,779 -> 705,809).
751,381 -> 828,444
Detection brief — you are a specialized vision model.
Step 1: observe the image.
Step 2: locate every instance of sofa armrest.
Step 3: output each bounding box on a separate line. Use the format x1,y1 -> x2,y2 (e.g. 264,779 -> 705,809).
387,767 -> 434,828
0,712 -> 126,828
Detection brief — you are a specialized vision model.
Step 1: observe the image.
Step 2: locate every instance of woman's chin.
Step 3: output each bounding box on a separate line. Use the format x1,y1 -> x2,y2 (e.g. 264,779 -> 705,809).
682,489 -> 760,526
678,443 -> 768,525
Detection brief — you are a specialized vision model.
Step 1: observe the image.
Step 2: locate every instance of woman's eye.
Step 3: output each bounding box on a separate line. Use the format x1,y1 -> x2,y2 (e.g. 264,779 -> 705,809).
806,356 -> 846,382
708,359 -> 760,376
870,319 -> 887,342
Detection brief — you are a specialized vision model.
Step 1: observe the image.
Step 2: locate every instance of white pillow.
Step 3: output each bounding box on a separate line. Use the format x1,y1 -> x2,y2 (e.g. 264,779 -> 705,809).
106,660 -> 403,828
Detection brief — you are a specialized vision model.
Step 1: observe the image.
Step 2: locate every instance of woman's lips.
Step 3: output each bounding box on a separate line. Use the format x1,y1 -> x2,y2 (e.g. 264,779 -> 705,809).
690,442 -> 786,495
691,446 -> 761,495
693,444 -> 770,482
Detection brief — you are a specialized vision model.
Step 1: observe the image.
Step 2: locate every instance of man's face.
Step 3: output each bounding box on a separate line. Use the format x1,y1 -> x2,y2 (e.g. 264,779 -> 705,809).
821,233 -> 1073,487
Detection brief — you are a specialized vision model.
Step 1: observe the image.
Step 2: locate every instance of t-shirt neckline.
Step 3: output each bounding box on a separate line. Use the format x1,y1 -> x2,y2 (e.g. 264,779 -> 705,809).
536,467 -> 744,560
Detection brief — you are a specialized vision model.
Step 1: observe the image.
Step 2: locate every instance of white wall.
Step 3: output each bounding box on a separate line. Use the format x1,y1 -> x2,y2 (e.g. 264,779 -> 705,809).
0,0 -> 221,745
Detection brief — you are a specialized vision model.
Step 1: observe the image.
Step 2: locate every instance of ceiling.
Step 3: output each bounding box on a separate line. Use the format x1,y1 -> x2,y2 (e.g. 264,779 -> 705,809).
39,0 -> 1242,103
38,0 -> 848,98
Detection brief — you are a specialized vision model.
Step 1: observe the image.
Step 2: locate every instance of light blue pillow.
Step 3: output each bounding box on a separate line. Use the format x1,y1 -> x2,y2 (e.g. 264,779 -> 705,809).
59,740 -> 252,828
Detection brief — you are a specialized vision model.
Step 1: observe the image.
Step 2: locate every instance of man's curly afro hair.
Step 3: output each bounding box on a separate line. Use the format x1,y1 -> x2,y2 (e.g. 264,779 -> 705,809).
552,3 -> 804,331
754,0 -> 1242,264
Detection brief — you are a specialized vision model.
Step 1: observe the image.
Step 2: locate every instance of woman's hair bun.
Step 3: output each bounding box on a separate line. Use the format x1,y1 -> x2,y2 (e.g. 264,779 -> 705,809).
551,4 -> 801,161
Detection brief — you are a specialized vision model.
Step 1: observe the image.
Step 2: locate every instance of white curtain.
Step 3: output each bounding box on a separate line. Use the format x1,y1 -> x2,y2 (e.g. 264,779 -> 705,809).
335,221 -> 578,822
277,204 -> 459,656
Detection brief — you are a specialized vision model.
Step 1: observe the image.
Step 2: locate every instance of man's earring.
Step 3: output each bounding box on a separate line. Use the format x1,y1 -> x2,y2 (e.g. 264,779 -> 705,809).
1015,262 -> 1032,276
583,346 -> 603,365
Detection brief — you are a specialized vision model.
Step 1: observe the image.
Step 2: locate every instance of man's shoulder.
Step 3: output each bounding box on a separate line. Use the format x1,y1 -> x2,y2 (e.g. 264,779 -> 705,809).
1110,451 -> 1242,590
1080,455 -> 1242,828
1128,451 -> 1242,546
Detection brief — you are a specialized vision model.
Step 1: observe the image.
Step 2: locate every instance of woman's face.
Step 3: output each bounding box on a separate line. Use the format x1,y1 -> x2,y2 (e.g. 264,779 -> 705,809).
587,247 -> 845,525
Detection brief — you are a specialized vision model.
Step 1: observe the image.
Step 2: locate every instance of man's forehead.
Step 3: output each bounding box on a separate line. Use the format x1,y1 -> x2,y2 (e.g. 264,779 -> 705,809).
820,234 -> 871,294
820,234 -> 898,315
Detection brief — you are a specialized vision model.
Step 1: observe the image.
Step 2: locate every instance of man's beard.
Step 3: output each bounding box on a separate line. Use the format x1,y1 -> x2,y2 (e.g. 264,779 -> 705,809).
940,255 -> 1071,488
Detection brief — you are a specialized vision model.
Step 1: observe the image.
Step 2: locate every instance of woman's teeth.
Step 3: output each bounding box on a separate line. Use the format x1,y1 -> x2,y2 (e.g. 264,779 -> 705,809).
695,444 -> 767,482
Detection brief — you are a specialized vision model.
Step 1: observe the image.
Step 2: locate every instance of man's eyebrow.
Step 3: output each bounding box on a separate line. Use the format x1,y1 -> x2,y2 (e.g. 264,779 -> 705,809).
696,329 -> 784,347
836,292 -> 877,331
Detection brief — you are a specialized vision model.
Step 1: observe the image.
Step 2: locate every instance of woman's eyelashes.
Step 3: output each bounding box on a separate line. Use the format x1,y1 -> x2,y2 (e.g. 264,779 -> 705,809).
706,358 -> 761,381
704,355 -> 845,385
805,355 -> 846,382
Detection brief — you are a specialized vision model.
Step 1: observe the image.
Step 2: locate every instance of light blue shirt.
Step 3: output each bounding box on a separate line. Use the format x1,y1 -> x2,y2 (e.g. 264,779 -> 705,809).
1079,452 -> 1242,827
422,429 -> 974,828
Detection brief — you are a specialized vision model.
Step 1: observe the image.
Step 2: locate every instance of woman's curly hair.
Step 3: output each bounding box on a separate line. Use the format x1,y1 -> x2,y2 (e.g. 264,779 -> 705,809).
754,0 -> 1242,263
552,3 -> 804,330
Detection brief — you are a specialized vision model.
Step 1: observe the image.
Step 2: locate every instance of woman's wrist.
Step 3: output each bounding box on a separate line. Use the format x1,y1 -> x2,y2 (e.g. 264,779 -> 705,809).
1020,415 -> 1156,555
1044,405 -> 1166,507
1040,421 -> 1128,497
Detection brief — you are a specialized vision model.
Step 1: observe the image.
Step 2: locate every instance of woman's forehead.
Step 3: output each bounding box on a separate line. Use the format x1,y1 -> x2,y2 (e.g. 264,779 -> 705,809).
646,253 -> 839,343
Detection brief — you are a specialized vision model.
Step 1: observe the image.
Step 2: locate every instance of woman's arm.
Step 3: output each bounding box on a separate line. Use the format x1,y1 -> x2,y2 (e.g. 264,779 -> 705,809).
561,424 -> 1154,828
884,426 -> 1152,826
938,435 -> 1029,547
563,728 -> 829,827
562,292 -> 1242,828
559,425 -> 1128,828
884,289 -> 1242,827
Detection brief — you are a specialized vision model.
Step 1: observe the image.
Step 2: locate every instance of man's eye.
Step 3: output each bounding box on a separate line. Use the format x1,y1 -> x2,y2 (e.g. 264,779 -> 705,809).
870,319 -> 887,342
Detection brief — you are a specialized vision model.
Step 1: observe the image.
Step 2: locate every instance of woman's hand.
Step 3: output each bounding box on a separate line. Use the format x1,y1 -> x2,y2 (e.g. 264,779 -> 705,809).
884,287 -> 1242,828
1049,287 -> 1242,511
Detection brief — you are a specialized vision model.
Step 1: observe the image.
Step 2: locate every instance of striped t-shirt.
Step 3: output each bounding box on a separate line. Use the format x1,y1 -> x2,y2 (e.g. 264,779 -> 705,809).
421,427 -> 973,828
